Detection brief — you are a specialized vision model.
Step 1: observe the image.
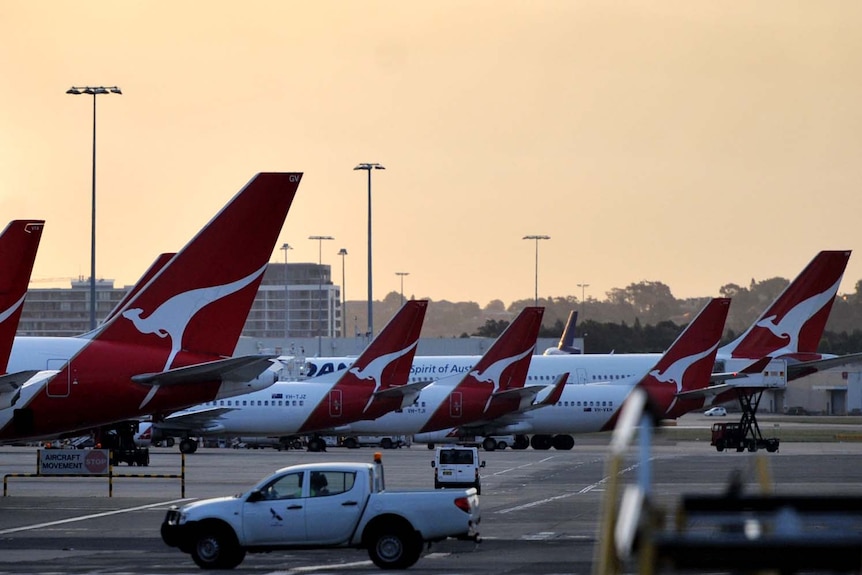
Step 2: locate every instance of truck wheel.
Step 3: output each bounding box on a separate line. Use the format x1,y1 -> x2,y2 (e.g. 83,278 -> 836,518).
367,528 -> 422,570
343,437 -> 359,449
482,437 -> 497,452
191,526 -> 246,569
380,437 -> 394,450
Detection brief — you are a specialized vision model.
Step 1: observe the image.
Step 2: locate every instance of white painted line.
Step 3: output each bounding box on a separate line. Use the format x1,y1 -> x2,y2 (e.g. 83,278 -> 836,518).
0,498 -> 191,535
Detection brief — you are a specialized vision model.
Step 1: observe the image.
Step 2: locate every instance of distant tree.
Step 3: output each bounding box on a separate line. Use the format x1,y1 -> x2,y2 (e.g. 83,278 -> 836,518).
473,319 -> 510,338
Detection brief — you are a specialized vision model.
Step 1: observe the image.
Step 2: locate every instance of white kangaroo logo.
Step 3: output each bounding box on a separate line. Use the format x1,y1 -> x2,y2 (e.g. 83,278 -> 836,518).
123,264 -> 266,409
0,294 -> 25,325
752,276 -> 841,355
649,342 -> 718,415
347,340 -> 418,413
465,345 -> 534,413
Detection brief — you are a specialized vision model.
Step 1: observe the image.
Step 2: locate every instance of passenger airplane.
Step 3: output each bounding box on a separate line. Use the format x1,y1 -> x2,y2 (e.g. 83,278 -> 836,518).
0,220 -> 45,408
151,300 -> 429,453
0,172 -> 302,443
415,298 -> 731,450
307,251 -> 855,449
332,307 -> 552,439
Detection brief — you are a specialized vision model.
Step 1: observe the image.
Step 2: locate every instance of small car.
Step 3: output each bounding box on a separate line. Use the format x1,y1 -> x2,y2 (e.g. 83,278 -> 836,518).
704,406 -> 727,417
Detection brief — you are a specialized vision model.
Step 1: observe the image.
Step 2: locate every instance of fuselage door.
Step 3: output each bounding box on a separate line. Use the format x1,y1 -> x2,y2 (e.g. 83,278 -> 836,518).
45,358 -> 71,397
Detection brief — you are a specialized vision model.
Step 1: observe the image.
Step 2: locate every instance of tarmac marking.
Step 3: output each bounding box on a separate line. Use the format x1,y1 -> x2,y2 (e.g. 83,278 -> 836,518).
491,455 -> 557,476
0,498 -> 191,535
495,462 -> 640,514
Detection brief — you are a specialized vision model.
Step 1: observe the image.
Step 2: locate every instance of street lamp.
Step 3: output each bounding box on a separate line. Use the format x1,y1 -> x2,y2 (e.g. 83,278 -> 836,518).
281,243 -> 293,341
577,283 -> 590,319
395,272 -> 410,305
338,248 -> 348,338
66,85 -> 122,330
309,235 -> 334,356
523,235 -> 550,307
353,162 -> 385,337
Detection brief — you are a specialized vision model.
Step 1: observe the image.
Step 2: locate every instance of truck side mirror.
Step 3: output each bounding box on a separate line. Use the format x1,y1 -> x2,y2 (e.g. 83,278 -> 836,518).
431,461 -> 435,468
480,461 -> 486,468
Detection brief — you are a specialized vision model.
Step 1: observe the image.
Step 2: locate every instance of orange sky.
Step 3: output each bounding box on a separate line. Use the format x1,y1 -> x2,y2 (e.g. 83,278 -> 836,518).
2,2 -> 861,307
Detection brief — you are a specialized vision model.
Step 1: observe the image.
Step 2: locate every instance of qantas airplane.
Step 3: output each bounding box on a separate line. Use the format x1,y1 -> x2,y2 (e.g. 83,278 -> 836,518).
0,220 -> 45,408
330,307 -> 554,439
150,300 -> 430,453
0,172 -> 302,444
415,298 -> 732,450
307,251 -> 856,449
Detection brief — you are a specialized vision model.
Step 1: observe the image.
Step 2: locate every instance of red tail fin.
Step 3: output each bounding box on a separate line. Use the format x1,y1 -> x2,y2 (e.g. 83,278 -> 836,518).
638,298 -> 730,419
419,306 -> 544,432
721,251 -> 850,359
100,253 -> 175,326
0,220 -> 44,372
299,299 -> 428,431
92,173 -> 301,368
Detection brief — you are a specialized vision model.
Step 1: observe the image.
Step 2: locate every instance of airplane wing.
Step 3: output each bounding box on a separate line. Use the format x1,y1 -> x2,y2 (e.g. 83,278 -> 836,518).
131,355 -> 277,387
0,370 -> 40,409
679,358 -> 775,401
158,406 -> 236,433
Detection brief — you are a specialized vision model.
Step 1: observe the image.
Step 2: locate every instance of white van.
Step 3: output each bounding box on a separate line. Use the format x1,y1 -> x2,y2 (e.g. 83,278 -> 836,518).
431,446 -> 485,494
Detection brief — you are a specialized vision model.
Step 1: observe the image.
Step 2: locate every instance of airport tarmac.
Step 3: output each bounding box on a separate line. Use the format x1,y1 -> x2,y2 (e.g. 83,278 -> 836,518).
1,433 -> 862,574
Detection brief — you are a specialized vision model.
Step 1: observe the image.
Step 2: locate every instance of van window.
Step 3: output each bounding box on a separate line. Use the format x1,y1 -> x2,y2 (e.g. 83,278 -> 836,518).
439,450 -> 474,465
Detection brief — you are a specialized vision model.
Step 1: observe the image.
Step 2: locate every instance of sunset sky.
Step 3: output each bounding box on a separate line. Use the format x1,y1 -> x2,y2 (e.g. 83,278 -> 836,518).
3,2 -> 861,307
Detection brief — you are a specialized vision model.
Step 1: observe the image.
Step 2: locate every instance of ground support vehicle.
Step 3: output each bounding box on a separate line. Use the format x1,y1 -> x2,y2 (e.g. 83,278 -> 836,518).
161,455 -> 480,570
431,446 -> 485,494
709,390 -> 779,453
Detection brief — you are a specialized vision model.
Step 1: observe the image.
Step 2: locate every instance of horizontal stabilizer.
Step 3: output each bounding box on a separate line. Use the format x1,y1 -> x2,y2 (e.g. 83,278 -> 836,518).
373,380 -> 432,409
787,352 -> 862,379
709,356 -> 773,384
132,355 -> 276,387
0,370 -> 40,409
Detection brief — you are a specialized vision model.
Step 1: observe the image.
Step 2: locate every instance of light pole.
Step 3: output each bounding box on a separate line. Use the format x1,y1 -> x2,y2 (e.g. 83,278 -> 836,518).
577,283 -> 590,319
395,272 -> 410,305
281,243 -> 292,341
338,248 -> 348,338
66,85 -> 122,330
309,235 -> 334,356
523,235 -> 550,307
353,163 -> 385,337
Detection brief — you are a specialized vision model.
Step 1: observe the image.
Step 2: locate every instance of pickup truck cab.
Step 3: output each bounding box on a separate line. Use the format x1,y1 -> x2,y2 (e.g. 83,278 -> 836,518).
432,446 -> 485,494
161,455 -> 480,570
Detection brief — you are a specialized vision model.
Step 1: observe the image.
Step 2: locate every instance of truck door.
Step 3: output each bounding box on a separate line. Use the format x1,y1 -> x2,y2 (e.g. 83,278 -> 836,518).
242,471 -> 306,544
304,471 -> 363,544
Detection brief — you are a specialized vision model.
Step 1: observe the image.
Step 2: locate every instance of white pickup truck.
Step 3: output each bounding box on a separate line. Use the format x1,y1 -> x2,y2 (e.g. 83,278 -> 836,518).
160,455 -> 481,570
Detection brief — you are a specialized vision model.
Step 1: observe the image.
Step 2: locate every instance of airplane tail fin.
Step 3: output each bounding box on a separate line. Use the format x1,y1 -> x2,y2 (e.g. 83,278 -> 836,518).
0,220 -> 44,371
461,306 -> 544,392
720,251 -> 850,359
298,300 -> 427,431
97,253 -> 176,328
544,310 -> 579,355
638,298 -> 730,419
88,173 -> 301,369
